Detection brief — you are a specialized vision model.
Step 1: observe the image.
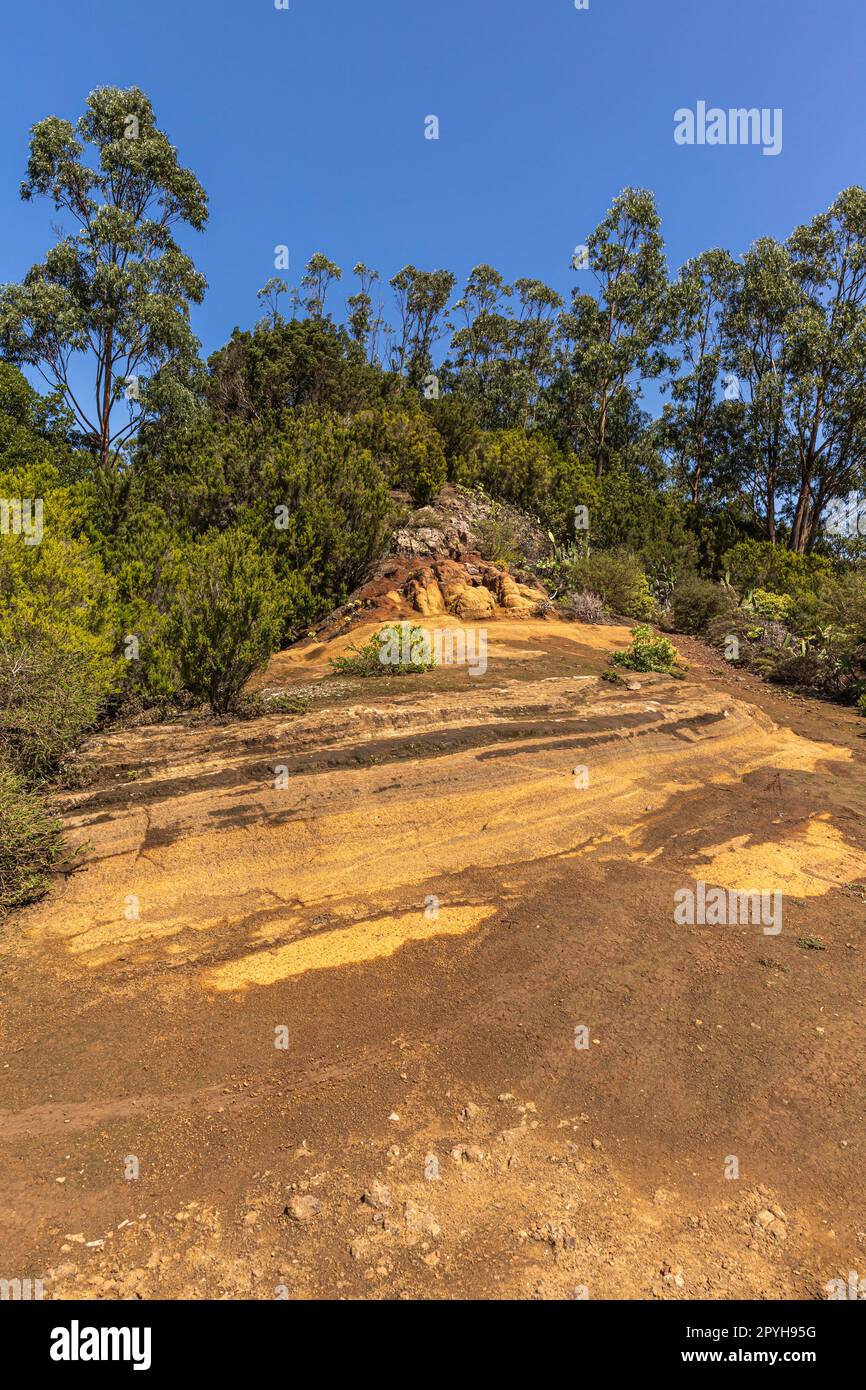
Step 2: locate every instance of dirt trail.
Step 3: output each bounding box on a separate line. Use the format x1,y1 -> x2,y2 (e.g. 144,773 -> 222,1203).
1,616 -> 864,1300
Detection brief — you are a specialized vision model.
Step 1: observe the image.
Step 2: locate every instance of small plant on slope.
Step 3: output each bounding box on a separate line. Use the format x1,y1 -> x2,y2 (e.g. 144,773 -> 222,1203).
612,625 -> 684,675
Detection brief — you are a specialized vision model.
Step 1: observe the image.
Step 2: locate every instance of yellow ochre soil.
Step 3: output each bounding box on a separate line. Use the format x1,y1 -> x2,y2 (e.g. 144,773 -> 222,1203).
1,616 -> 864,1300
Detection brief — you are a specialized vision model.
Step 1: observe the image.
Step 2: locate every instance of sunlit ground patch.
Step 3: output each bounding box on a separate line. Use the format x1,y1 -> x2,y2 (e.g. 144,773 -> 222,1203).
694,813 -> 865,898
203,902 -> 497,992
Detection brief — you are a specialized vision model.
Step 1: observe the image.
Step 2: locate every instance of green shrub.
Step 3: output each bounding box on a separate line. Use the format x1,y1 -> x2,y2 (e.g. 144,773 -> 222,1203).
814,571 -> 866,640
0,457 -> 121,765
722,540 -> 832,601
474,515 -> 524,568
136,412 -> 392,618
668,574 -> 736,634
457,429 -> 552,513
590,464 -> 699,570
0,633 -> 117,783
168,532 -> 286,713
563,550 -> 656,620
351,409 -> 446,505
857,692 -> 866,717
456,429 -> 599,539
750,589 -> 794,623
330,623 -> 437,677
612,625 -> 683,674
0,758 -> 63,916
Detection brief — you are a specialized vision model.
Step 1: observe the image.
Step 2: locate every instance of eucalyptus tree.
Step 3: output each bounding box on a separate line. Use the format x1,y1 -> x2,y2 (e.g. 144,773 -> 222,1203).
511,277 -> 563,426
557,187 -> 671,477
784,186 -> 866,551
389,266 -> 456,385
0,86 -> 207,472
660,248 -> 739,504
257,277 -> 289,329
448,267 -> 562,430
722,237 -> 800,544
347,262 -> 389,365
449,264 -> 517,427
300,253 -> 342,320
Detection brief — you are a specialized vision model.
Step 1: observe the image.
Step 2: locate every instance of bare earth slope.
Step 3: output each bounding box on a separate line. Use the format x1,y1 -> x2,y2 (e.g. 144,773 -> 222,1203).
1,616 -> 864,1300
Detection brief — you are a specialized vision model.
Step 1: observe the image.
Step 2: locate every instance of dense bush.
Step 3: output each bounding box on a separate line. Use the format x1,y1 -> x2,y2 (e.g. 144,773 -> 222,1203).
0,759 -> 63,917
456,429 -> 599,539
350,409 -> 447,505
668,574 -> 736,634
562,550 -> 656,620
589,465 -> 699,571
0,635 -> 117,783
204,318 -> 398,423
814,570 -> 866,638
167,531 -> 286,713
0,456 -> 122,776
723,540 -> 833,601
750,589 -> 795,623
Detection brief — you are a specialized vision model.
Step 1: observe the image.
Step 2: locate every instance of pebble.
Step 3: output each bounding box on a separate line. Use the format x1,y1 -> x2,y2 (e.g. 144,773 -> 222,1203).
361,1182 -> 391,1211
286,1195 -> 321,1223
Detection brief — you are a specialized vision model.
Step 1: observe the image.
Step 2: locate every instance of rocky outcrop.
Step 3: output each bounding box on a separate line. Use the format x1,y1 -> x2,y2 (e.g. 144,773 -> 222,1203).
391,486 -> 549,566
360,556 -> 548,623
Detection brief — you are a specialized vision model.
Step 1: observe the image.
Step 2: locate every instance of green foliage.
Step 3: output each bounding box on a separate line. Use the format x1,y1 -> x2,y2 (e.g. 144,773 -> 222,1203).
555,187 -> 672,477
389,266 -> 456,384
668,574 -> 736,634
857,692 -> 866,717
351,408 -> 447,504
814,570 -> 866,640
0,440 -> 122,774
723,540 -> 833,600
167,531 -> 286,713
562,550 -> 656,620
330,624 -> 437,677
474,514 -> 524,568
612,625 -> 683,674
0,634 -> 114,783
0,758 -> 64,916
750,589 -> 794,623
0,86 -> 207,470
457,428 -> 598,538
135,411 -> 391,620
205,317 -> 395,424
458,429 -> 551,511
590,464 -> 699,570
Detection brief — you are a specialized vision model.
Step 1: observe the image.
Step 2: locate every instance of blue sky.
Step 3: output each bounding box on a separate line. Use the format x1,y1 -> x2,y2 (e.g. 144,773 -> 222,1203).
1,0 -> 864,367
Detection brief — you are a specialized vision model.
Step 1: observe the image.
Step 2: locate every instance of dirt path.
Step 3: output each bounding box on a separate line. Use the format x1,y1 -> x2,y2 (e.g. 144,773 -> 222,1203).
1,617 -> 864,1300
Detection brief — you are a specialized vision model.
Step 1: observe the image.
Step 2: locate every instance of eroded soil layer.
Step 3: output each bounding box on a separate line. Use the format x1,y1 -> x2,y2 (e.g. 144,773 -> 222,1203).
1,618 -> 864,1299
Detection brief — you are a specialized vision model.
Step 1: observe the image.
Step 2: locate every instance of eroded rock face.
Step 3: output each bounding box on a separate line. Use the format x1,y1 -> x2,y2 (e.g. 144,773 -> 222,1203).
393,525 -> 454,559
354,556 -> 549,624
391,486 -> 549,566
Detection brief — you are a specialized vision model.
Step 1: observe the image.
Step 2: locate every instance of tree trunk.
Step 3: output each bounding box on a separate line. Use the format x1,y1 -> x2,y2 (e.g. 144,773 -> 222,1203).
789,478 -> 812,552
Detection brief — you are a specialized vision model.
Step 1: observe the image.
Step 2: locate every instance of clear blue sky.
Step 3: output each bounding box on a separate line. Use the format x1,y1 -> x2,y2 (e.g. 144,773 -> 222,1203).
1,0 -> 864,365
